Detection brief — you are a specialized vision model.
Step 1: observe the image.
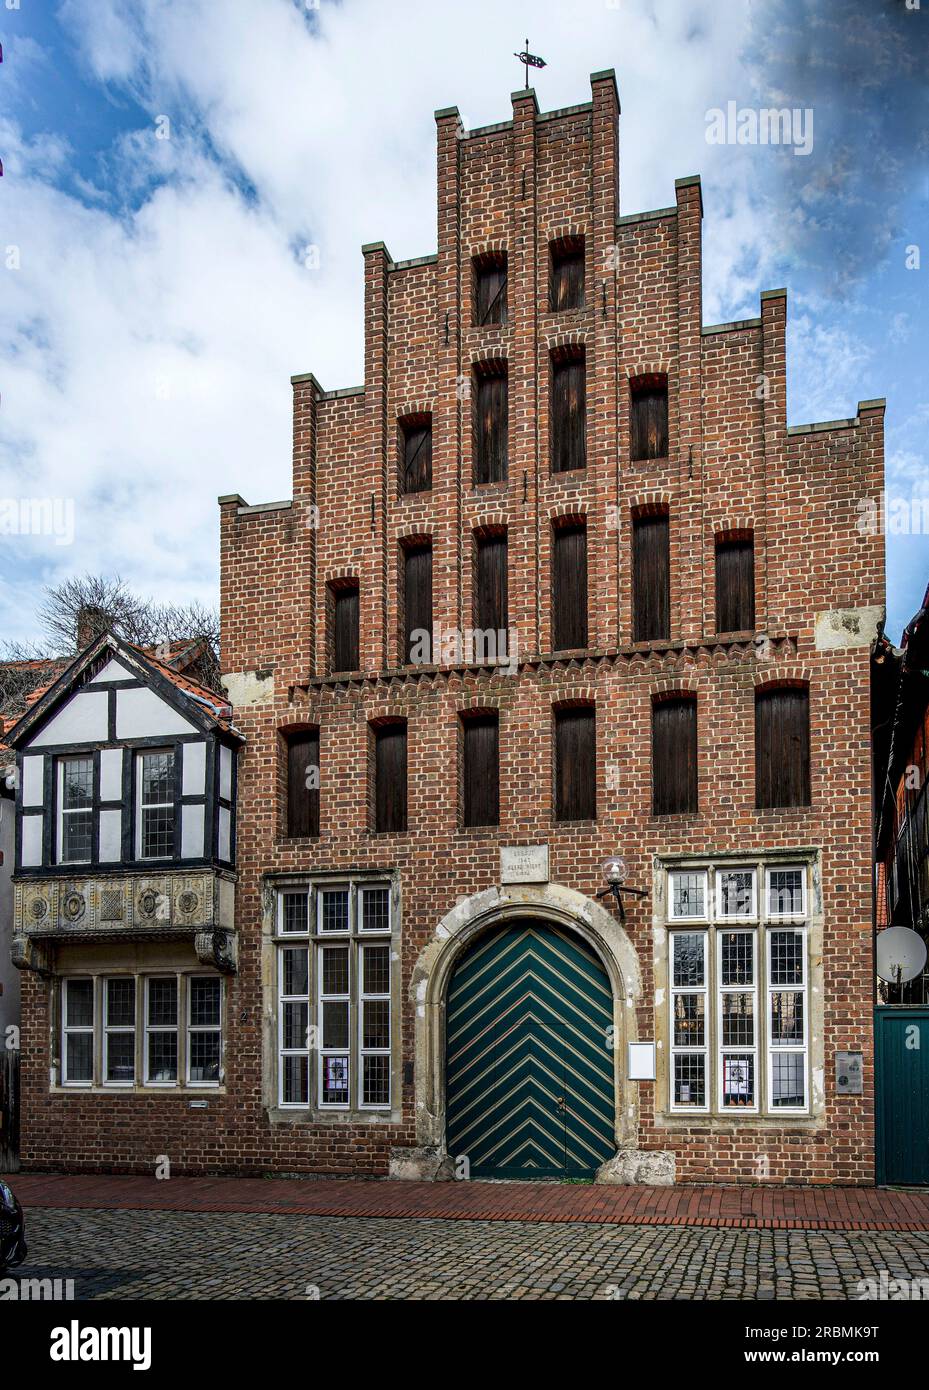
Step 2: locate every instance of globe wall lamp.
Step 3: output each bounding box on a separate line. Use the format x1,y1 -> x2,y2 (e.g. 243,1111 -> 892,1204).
597,856 -> 648,924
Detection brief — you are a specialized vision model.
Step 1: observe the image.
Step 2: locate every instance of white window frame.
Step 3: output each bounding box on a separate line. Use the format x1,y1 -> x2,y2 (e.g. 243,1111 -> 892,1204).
766,925 -> 809,1115
185,975 -> 223,1088
57,756 -> 94,866
765,864 -> 807,920
279,887 -> 311,934
358,884 -> 392,934
135,748 -> 176,861
715,867 -> 758,921
668,870 -> 708,921
317,942 -> 351,1109
669,929 -> 709,1113
358,942 -> 391,1110
317,883 -> 351,935
103,976 -> 137,1088
716,928 -> 758,1114
278,942 -> 311,1108
62,977 -> 95,1087
143,976 -> 180,1087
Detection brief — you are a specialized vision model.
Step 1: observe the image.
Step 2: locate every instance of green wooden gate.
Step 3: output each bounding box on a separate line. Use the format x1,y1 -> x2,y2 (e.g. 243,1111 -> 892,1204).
875,1008 -> 929,1186
445,920 -> 615,1179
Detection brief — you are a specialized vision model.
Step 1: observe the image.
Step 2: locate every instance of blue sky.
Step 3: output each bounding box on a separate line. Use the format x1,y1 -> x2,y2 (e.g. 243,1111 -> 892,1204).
0,0 -> 926,644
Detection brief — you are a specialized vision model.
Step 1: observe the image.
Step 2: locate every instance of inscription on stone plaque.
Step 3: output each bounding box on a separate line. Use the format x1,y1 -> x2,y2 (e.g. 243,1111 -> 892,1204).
500,845 -> 549,885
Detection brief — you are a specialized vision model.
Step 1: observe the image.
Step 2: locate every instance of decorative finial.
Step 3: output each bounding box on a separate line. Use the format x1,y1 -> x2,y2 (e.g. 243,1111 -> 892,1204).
514,39 -> 546,91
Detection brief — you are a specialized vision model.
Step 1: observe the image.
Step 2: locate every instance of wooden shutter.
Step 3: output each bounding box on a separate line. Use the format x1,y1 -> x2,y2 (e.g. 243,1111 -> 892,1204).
332,584 -> 359,672
462,714 -> 499,826
474,371 -> 508,484
630,383 -> 668,460
287,730 -> 319,837
401,419 -> 432,494
375,723 -> 407,832
403,543 -> 432,665
555,708 -> 596,821
552,523 -> 587,651
652,699 -> 697,815
474,533 -> 508,634
715,537 -> 755,633
632,513 -> 670,642
474,259 -> 507,326
550,249 -> 585,311
755,688 -> 810,808
551,354 -> 586,473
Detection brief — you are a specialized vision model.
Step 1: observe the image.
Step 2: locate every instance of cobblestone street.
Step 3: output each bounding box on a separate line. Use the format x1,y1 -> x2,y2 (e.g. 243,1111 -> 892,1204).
11,1206 -> 929,1301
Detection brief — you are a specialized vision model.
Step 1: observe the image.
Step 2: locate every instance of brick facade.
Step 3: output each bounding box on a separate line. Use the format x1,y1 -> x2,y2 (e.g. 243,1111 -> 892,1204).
17,72 -> 884,1182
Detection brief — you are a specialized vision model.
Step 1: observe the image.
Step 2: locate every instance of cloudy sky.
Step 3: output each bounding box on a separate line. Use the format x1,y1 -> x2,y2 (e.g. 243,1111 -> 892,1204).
1,0 -> 927,644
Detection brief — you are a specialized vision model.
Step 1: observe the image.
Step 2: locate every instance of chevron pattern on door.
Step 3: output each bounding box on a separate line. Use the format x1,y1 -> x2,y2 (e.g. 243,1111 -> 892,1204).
445,920 -> 616,1178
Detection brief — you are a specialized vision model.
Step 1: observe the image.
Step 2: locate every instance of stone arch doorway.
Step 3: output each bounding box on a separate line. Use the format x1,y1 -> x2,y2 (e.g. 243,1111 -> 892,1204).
445,917 -> 615,1178
408,882 -> 644,1178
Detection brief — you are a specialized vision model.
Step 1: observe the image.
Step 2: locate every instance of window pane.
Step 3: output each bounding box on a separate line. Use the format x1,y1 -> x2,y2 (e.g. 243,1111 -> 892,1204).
147,978 -> 177,1027
188,1031 -> 220,1084
283,1054 -> 309,1105
718,870 -> 755,918
281,947 -> 309,998
62,810 -> 93,863
66,979 -> 94,1028
141,751 -> 174,804
362,1055 -> 390,1107
673,993 -> 705,1046
721,993 -> 755,1047
189,977 -> 220,1027
106,1032 -> 135,1083
770,932 -> 804,985
360,888 -> 390,934
322,1000 -> 349,1049
106,978 -> 136,1028
362,999 -> 390,1050
320,889 -> 349,934
142,805 -> 174,859
768,868 -> 804,916
771,1052 -> 806,1107
672,933 -> 705,987
282,892 -> 310,933
722,1054 -> 755,1107
363,944 -> 390,996
147,1032 -> 178,1082
770,991 -> 805,1044
321,947 -> 349,996
282,1001 -> 308,1051
720,933 -> 754,986
62,758 -> 93,808
671,872 -> 705,919
66,1033 -> 93,1082
322,1054 -> 349,1105
673,1054 -> 705,1107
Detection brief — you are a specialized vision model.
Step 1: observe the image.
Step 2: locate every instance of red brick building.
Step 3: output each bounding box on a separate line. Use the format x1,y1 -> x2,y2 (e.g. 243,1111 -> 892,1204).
14,73 -> 885,1183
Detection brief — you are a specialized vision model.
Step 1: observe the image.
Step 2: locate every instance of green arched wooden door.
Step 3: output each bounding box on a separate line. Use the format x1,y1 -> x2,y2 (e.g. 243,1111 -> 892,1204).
445,919 -> 616,1178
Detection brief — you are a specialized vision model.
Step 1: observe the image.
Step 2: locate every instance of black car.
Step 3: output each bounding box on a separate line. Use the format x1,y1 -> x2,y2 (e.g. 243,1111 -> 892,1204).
0,1180 -> 26,1272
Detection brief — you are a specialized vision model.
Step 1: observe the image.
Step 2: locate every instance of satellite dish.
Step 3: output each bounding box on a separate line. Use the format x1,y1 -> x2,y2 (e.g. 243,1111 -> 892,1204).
876,926 -> 928,984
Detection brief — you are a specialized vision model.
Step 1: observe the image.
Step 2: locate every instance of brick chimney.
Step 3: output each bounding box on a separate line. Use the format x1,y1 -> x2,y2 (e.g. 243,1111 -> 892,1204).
76,604 -> 109,650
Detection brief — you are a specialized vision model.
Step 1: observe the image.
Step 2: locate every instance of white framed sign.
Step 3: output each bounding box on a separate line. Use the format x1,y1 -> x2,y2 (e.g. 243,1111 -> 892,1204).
627,1041 -> 656,1081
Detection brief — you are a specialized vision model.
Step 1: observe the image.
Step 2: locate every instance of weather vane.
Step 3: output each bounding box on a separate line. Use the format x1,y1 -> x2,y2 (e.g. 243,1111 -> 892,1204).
514,38 -> 546,90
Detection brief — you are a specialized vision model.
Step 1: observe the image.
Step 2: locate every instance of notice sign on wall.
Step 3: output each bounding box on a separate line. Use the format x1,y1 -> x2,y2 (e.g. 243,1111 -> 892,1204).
500,844 -> 550,884
835,1051 -> 863,1094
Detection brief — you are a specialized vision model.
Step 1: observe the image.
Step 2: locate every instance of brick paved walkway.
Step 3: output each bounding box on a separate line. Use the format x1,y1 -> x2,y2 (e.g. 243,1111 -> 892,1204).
12,1172 -> 929,1230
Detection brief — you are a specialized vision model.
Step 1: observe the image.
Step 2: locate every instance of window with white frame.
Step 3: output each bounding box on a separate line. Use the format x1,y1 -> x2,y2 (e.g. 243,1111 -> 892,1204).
666,862 -> 811,1117
59,974 -> 222,1089
274,879 -> 394,1113
136,749 -> 176,859
58,757 -> 94,864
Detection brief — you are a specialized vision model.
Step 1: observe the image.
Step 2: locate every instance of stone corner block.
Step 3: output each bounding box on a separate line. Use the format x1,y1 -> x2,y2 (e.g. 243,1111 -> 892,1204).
595,1148 -> 676,1187
388,1146 -> 455,1182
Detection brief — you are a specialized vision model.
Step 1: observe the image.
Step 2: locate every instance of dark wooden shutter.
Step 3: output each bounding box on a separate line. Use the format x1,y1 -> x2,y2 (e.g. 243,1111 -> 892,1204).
550,248 -> 585,311
755,688 -> 810,808
401,418 -> 432,494
474,533 -> 508,634
474,371 -> 508,484
632,513 -> 670,642
403,543 -> 432,665
332,584 -> 359,672
551,354 -> 586,473
552,523 -> 587,651
630,383 -> 669,460
375,722 -> 407,832
555,708 -> 596,821
287,730 -> 319,837
462,714 -> 499,826
474,258 -> 507,326
652,699 -> 697,816
715,537 -> 755,633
